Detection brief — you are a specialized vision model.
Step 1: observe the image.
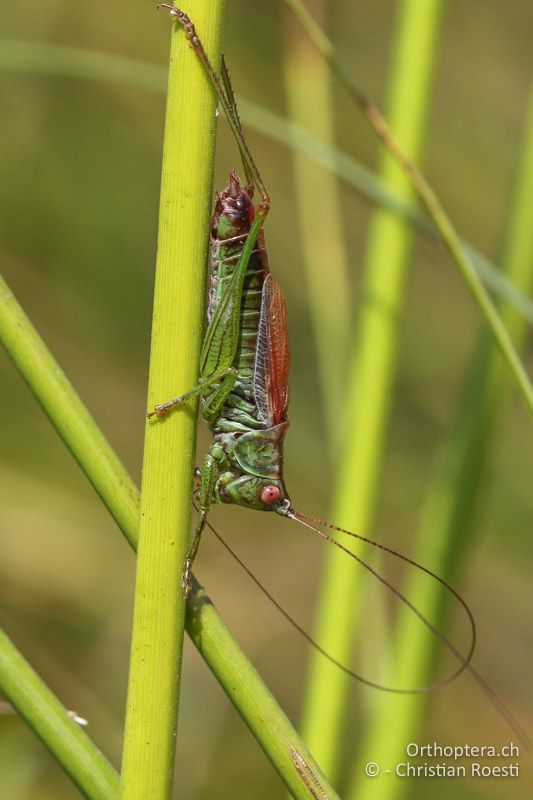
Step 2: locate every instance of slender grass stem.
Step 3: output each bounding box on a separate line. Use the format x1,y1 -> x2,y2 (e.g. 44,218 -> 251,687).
299,0 -> 443,778
349,77 -> 533,800
120,4 -> 225,799
0,273 -> 134,798
284,0 -> 533,416
0,628 -> 119,799
0,287 -> 138,546
186,577 -> 338,799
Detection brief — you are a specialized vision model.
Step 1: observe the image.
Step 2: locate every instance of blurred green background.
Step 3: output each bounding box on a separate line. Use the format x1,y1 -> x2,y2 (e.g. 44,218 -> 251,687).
0,0 -> 532,798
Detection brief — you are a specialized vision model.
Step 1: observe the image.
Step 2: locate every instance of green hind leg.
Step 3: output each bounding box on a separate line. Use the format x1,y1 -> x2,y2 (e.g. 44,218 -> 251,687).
180,511 -> 206,599
181,448 -> 221,598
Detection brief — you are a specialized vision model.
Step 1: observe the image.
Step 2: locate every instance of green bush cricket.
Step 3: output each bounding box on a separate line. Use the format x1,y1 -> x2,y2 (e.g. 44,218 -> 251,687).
150,5 -> 293,599
149,7 -> 529,745
150,0 -> 472,686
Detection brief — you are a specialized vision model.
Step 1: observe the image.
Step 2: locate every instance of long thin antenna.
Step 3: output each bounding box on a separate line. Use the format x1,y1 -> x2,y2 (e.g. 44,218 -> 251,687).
294,509 -> 476,648
201,510 -> 530,747
288,511 -> 476,690
290,510 -> 531,748
205,514 -> 470,693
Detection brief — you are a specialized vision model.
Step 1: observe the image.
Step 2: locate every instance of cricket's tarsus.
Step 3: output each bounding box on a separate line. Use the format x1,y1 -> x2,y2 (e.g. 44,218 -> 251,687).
153,5 -> 529,748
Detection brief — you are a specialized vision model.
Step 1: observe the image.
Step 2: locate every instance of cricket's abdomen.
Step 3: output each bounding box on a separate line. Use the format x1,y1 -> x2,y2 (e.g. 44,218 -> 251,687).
208,172 -> 270,433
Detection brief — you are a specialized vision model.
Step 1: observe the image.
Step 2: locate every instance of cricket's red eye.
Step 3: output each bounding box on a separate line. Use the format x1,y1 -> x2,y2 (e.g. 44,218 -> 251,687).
261,485 -> 281,504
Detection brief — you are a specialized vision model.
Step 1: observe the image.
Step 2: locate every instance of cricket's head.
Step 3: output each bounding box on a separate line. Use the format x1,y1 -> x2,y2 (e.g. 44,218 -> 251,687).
213,170 -> 255,240
218,473 -> 291,514
220,424 -> 291,513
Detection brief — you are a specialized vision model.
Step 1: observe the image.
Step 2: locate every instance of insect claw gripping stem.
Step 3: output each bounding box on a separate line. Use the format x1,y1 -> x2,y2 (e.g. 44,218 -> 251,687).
146,397 -> 183,418
158,4 -> 196,41
180,563 -> 193,599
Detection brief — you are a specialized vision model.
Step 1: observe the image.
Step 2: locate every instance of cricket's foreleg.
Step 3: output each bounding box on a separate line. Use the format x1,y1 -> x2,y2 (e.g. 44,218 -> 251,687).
181,449 -> 221,598
147,366 -> 237,419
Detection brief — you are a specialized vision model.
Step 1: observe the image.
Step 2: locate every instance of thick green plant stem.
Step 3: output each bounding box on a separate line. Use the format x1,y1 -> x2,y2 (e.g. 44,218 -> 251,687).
0,628 -> 119,800
350,78 -> 533,800
0,295 -> 138,545
120,4 -> 225,800
300,0 -> 443,778
284,0 -> 533,415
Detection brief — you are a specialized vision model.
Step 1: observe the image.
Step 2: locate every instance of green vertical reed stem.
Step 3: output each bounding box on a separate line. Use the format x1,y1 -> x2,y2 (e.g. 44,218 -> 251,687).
282,0 -> 350,447
350,79 -> 533,800
300,0 -> 444,780
120,4 -> 225,799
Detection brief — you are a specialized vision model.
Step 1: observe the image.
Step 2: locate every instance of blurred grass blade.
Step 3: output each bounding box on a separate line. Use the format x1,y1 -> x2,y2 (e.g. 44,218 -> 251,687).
0,628 -> 120,799
350,77 -> 533,800
0,39 -> 166,91
120,5 -> 225,799
284,0 -> 533,415
1,39 -> 533,324
239,96 -> 533,325
282,0 -> 351,446
299,0 -> 444,779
